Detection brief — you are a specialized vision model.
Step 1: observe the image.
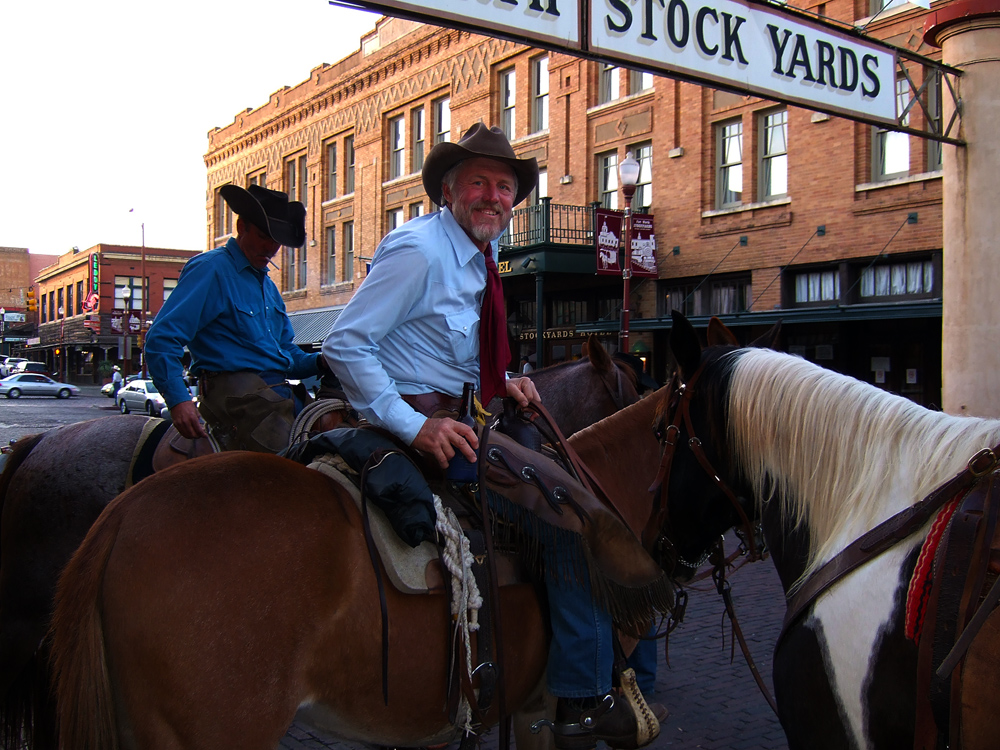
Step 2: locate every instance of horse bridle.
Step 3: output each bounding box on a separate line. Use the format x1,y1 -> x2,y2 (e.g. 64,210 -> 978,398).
643,361 -> 762,573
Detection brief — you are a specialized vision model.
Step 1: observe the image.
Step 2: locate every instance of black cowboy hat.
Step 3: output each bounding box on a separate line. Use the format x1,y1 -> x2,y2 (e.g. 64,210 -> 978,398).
219,184 -> 307,248
422,122 -> 539,207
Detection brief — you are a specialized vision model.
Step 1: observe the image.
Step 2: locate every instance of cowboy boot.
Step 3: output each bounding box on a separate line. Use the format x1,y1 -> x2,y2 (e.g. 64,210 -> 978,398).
552,690 -> 660,750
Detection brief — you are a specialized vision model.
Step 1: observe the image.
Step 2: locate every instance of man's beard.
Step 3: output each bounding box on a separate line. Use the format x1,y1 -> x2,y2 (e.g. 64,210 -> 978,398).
454,199 -> 512,244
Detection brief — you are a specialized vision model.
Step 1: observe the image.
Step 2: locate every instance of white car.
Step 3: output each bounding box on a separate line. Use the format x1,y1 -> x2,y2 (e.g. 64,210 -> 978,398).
116,379 -> 168,416
0,373 -> 80,399
0,358 -> 27,377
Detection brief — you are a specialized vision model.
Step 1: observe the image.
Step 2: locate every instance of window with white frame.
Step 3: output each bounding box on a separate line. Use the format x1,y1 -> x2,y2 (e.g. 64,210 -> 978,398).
599,151 -> 619,209
342,222 -> 354,282
345,135 -> 356,193
389,116 -> 405,179
325,226 -> 337,285
76,280 -> 85,314
531,56 -> 549,133
214,186 -> 233,239
530,169 -> 548,205
628,69 -> 653,95
115,276 -> 143,310
717,119 -> 743,208
760,109 -> 788,200
500,69 -> 516,140
409,202 -> 425,219
794,270 -> 840,304
387,208 -> 405,234
162,278 -> 177,304
286,154 -> 307,208
325,141 -> 337,200
599,63 -> 620,104
282,245 -> 307,292
873,78 -> 910,180
631,143 -> 652,210
412,107 -> 425,172
247,170 -> 266,189
434,97 -> 451,145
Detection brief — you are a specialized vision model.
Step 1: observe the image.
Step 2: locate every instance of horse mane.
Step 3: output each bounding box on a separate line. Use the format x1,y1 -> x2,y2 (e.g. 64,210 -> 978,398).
727,348 -> 1000,583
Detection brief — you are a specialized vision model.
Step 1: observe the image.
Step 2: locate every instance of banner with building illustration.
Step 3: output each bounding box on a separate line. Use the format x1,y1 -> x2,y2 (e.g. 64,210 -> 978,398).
595,209 -> 658,278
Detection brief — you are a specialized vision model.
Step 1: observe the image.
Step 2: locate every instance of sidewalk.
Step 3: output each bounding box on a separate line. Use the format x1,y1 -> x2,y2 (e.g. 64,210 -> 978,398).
280,547 -> 788,750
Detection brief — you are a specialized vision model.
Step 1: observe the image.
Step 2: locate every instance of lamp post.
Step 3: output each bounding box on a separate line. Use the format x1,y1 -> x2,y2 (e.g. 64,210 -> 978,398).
121,285 -> 131,374
0,307 -> 5,358
618,151 -> 641,354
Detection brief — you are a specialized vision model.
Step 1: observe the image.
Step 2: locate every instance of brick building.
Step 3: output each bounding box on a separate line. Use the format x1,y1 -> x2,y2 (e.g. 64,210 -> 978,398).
204,1 -> 951,405
0,247 -> 59,358
29,244 -> 201,383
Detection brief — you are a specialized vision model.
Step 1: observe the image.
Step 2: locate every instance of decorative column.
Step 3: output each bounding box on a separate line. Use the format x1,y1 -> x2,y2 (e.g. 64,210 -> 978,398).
926,0 -> 1000,416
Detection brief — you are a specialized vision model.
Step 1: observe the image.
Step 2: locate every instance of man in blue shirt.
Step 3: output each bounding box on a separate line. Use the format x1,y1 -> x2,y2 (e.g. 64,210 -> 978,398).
145,185 -> 324,452
324,124 -> 662,749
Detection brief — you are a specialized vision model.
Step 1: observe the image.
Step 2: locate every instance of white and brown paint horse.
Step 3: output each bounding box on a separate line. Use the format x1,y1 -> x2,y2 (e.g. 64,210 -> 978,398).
657,311 -> 1000,749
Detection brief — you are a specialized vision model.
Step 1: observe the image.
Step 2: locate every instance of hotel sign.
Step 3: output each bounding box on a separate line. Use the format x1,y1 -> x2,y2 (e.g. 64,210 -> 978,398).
340,0 -> 901,125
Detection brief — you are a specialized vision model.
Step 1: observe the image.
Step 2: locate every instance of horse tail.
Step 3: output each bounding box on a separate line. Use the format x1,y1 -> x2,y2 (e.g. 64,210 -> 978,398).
0,433 -> 54,750
50,496 -> 129,750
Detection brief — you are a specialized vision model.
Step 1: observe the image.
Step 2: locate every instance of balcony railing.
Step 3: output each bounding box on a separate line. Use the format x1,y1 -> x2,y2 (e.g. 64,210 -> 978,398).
499,198 -> 597,252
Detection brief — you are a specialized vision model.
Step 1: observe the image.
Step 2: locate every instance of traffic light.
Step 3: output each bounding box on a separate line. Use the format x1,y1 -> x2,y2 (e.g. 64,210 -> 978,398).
26,288 -> 36,312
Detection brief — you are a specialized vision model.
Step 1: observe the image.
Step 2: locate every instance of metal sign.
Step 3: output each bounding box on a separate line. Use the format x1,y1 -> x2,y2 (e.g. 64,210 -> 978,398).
595,208 -> 623,275
630,213 -> 658,278
91,253 -> 100,294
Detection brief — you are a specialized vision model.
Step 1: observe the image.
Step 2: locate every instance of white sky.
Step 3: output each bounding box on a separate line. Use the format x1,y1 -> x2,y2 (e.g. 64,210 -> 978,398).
0,0 -> 381,255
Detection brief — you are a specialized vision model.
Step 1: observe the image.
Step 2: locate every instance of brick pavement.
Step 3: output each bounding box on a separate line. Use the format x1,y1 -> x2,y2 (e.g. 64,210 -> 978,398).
278,546 -> 788,750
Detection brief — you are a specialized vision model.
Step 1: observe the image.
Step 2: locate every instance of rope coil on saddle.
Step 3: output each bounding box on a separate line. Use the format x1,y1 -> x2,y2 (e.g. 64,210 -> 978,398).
433,496 -> 483,734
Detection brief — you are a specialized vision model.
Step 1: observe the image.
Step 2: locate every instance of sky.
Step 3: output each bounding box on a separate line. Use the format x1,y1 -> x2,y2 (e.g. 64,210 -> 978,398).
0,0 -> 381,256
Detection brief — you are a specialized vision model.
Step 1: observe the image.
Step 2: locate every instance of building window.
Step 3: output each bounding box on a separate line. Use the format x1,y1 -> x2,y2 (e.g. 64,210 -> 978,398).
873,78 -> 910,180
389,116 -> 405,179
286,154 -> 308,207
531,56 -> 549,133
412,107 -> 425,172
345,135 -> 356,194
927,69 -> 943,172
76,280 -> 85,314
214,186 -> 233,239
660,276 -> 752,316
717,119 -> 743,208
434,97 -> 451,145
760,109 -> 788,200
794,269 -> 841,304
387,208 -> 405,234
57,288 -> 65,319
47,293 -> 53,322
500,68 -> 516,141
631,143 -> 652,210
628,69 -> 653,95
163,279 -> 177,304
247,170 -> 266,188
599,63 -> 620,104
530,169 -> 549,206
282,245 -> 307,292
860,259 -> 935,300
325,226 -> 337,285
342,222 -> 354,282
599,152 -> 618,209
870,0 -> 907,13
115,276 -> 143,311
326,141 -> 337,200
66,285 -> 73,317
409,202 -> 425,219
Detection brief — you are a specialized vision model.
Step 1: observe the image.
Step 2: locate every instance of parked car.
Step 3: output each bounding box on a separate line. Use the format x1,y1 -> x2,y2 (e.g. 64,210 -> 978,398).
15,361 -> 50,376
0,373 -> 80,399
101,373 -> 141,398
0,357 -> 27,377
116,379 -> 168,416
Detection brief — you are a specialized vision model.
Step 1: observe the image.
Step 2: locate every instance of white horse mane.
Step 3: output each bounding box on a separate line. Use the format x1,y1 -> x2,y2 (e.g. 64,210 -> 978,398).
727,348 -> 1000,584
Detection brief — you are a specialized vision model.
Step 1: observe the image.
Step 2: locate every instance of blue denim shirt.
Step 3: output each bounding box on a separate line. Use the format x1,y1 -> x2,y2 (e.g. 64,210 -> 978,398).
323,208 -> 493,445
146,238 -> 321,408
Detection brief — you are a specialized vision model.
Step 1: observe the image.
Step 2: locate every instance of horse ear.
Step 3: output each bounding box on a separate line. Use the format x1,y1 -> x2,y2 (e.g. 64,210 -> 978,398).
669,310 -> 702,380
707,317 -> 739,346
750,321 -> 782,350
586,334 -> 613,372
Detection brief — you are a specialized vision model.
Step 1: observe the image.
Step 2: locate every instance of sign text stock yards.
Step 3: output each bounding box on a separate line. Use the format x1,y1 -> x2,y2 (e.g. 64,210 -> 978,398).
348,0 -> 898,124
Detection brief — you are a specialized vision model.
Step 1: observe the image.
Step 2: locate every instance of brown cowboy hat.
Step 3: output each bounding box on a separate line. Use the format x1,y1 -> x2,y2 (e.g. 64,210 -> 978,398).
422,123 -> 539,207
219,184 -> 307,248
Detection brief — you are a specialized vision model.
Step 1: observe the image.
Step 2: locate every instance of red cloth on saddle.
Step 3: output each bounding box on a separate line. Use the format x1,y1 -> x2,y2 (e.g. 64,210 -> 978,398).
480,249 -> 510,405
905,495 -> 961,642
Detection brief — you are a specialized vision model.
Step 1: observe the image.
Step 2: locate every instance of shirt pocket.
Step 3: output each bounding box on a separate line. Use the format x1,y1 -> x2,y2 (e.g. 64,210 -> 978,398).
234,301 -> 264,339
443,308 -> 479,362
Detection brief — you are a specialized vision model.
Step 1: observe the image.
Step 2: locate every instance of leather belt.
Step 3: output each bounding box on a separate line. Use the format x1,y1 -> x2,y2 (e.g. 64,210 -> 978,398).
402,391 -> 462,418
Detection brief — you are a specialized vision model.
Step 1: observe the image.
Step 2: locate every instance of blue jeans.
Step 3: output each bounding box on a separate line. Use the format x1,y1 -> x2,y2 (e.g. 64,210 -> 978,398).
626,631 -> 658,695
545,572 -> 613,698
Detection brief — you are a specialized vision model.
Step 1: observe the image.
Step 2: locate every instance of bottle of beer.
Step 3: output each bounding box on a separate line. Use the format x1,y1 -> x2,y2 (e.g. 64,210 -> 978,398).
446,382 -> 479,483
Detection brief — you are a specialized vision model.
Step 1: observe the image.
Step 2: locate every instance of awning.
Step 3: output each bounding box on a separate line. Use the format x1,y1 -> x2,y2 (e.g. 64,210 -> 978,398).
288,306 -> 344,347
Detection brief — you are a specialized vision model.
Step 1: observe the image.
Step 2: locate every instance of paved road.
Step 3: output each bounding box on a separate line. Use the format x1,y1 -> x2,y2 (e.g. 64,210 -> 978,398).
0,393 -> 789,749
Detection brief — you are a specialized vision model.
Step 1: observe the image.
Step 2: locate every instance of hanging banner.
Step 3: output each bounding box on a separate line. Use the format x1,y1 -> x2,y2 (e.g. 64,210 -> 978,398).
110,310 -> 125,334
595,208 -> 623,276
630,213 -> 658,278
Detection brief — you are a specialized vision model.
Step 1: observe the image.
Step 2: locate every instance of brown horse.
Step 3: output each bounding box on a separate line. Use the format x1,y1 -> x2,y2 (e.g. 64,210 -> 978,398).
0,340 -> 642,750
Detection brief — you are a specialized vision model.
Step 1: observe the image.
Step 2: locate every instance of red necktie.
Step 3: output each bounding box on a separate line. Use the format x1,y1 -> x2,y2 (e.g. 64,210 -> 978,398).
480,248 -> 510,404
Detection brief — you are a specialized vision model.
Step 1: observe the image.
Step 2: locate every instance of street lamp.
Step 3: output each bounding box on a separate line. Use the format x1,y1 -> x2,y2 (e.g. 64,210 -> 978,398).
618,150 -> 641,354
121,286 -> 131,374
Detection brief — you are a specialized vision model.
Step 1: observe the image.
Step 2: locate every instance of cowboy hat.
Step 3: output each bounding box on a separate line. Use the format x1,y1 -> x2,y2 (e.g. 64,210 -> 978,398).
219,184 -> 306,248
422,123 -> 538,207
